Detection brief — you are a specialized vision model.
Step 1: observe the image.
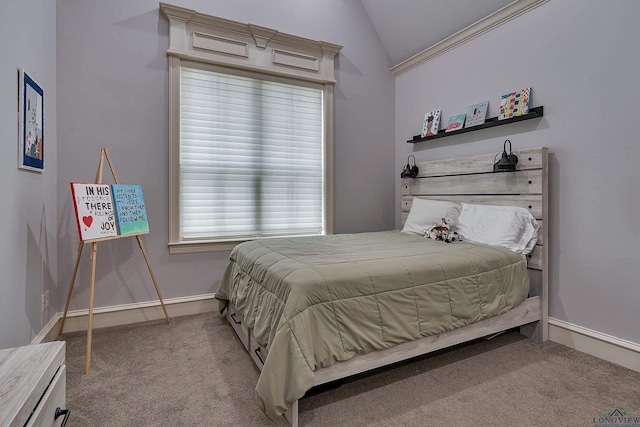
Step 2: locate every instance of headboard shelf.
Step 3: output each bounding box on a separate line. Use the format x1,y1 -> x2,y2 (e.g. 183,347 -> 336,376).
407,106 -> 544,144
406,147 -> 545,178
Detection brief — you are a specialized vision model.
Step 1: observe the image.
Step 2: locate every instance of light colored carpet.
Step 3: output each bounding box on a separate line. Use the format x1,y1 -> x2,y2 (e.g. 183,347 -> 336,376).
61,312 -> 640,426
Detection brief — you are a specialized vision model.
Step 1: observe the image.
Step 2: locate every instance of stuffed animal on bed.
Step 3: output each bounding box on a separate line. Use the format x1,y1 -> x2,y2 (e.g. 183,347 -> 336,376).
423,217 -> 460,243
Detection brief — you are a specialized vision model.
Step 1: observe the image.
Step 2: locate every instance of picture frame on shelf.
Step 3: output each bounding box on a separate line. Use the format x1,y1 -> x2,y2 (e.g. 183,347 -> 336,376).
499,88 -> 531,120
465,100 -> 489,128
421,109 -> 441,137
18,68 -> 44,172
445,113 -> 466,132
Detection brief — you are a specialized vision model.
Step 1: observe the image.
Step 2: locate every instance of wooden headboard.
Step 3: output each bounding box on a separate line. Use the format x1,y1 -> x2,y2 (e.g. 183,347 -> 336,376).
400,147 -> 548,340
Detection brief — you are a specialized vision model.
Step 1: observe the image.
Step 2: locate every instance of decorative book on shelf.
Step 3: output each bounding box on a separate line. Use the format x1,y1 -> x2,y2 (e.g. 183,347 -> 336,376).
421,109 -> 441,137
499,88 -> 531,120
465,101 -> 489,127
445,113 -> 466,132
71,182 -> 149,241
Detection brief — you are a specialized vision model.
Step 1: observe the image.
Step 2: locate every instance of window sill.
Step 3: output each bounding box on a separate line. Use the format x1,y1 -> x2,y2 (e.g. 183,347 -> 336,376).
168,233 -> 327,254
169,240 -> 246,254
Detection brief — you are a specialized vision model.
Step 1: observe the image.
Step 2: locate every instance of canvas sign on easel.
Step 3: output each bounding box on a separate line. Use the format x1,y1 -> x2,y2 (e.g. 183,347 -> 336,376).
71,183 -> 149,241
71,183 -> 117,240
62,148 -> 169,374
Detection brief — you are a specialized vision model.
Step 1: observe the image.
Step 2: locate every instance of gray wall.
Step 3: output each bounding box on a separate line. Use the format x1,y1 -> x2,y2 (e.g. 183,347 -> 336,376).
55,1 -> 395,314
395,0 -> 640,345
0,0 -> 57,348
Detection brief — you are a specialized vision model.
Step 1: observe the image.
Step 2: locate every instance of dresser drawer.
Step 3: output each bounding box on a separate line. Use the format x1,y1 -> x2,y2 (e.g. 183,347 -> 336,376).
226,302 -> 249,351
26,366 -> 66,427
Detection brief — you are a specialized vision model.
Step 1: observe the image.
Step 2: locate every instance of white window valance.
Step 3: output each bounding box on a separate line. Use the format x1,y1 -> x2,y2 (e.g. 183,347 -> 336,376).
160,2 -> 342,84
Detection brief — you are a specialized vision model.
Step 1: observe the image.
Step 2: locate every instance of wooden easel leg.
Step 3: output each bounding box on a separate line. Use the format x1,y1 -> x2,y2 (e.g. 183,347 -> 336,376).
85,242 -> 98,374
136,235 -> 171,323
59,242 -> 84,336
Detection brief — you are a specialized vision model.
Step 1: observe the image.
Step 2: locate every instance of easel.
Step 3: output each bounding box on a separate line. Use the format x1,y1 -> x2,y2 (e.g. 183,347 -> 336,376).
59,148 -> 171,374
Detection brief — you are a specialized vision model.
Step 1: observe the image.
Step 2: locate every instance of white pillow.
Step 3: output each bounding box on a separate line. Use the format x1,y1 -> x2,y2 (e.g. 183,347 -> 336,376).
402,198 -> 461,236
456,203 -> 539,254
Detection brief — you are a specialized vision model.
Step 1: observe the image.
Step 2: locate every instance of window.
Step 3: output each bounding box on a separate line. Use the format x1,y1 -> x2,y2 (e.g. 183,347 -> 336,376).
161,5 -> 341,253
179,66 -> 325,242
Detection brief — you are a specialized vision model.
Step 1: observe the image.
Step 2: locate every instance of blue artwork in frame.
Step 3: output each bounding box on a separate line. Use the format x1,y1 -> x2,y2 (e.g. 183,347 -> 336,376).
18,69 -> 44,172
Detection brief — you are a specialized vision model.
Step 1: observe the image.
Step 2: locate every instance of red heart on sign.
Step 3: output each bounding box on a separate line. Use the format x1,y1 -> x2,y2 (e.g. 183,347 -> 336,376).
82,216 -> 93,227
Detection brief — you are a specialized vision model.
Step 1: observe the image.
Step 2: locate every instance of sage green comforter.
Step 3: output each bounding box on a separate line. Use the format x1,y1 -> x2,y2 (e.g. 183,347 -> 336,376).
215,231 -> 529,419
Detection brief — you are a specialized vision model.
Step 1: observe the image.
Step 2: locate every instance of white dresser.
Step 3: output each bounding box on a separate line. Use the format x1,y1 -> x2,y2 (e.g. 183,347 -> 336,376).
0,341 -> 67,427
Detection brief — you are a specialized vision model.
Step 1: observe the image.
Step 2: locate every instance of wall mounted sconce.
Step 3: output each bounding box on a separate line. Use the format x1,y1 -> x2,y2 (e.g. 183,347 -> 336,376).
401,155 -> 419,178
493,139 -> 518,172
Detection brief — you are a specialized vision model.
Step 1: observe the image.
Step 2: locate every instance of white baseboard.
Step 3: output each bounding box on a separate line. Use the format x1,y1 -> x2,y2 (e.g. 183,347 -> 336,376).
32,293 -> 217,344
548,317 -> 640,373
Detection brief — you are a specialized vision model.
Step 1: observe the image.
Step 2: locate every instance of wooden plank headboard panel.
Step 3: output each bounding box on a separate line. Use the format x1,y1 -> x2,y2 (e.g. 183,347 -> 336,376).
400,147 -> 548,340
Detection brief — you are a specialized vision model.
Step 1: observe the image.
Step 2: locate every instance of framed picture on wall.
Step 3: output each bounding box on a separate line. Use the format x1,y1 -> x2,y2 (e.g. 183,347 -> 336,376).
18,68 -> 44,172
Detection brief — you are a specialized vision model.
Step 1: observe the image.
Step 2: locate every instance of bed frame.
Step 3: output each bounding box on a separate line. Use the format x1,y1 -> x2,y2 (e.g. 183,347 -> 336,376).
225,147 -> 549,426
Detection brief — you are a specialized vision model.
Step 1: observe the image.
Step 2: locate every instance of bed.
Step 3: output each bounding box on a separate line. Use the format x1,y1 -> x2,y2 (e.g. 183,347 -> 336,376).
215,147 -> 548,426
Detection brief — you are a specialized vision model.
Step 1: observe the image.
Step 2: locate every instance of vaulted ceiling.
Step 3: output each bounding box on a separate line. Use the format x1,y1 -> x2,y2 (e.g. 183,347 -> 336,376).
360,0 -> 513,66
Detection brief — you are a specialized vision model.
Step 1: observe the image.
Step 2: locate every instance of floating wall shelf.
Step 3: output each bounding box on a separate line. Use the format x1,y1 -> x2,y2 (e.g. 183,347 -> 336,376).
407,106 -> 544,143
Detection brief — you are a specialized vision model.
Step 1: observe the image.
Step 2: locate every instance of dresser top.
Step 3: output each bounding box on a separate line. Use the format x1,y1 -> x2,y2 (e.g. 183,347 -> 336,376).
0,341 -> 65,427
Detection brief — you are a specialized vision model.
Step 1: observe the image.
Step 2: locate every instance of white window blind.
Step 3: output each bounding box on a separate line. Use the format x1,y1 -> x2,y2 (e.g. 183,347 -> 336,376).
179,67 -> 325,241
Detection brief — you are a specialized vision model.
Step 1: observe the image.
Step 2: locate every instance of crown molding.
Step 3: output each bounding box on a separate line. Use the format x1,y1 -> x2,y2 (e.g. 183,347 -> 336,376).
391,0 -> 549,76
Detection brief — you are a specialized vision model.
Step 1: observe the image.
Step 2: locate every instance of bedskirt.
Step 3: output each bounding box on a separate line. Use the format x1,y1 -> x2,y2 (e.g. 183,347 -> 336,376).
215,231 -> 530,419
